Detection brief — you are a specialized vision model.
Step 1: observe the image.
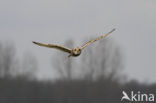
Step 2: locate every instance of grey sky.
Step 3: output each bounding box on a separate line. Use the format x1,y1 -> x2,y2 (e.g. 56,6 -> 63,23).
0,0 -> 156,82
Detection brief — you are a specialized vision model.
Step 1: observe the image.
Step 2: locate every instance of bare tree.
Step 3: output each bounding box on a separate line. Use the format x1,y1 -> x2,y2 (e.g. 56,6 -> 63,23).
17,52 -> 38,79
81,38 -> 123,81
52,38 -> 123,81
0,42 -> 38,79
0,42 -> 16,78
52,40 -> 74,80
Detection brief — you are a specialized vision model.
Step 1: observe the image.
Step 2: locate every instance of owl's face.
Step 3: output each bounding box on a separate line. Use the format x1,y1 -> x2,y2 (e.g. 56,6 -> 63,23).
72,47 -> 81,56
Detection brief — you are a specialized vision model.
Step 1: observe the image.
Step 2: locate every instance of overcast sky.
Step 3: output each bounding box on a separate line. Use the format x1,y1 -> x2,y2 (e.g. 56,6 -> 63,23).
0,0 -> 156,82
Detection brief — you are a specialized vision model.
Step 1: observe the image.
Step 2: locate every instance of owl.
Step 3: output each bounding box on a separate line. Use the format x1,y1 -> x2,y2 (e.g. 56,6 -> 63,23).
33,29 -> 115,57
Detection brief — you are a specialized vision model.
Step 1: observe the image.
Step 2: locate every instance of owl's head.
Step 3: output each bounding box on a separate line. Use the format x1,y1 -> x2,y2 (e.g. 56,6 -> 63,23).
72,47 -> 81,56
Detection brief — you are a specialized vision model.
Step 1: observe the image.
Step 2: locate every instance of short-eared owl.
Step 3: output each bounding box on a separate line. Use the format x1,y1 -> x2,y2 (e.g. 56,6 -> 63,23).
33,29 -> 115,57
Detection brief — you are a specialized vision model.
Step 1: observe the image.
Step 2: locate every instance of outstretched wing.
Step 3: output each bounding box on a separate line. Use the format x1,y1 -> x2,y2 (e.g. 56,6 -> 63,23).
32,41 -> 72,54
81,28 -> 115,49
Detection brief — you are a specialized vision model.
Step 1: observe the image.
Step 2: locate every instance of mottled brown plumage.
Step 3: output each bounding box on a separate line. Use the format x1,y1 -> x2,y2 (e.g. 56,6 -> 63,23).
33,28 -> 115,57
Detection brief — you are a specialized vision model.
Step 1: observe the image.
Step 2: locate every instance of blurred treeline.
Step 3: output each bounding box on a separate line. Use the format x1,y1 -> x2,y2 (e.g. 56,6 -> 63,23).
0,40 -> 156,103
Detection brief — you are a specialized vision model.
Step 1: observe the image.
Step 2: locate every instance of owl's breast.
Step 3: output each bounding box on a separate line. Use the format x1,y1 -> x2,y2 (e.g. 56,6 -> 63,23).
72,50 -> 81,57
73,53 -> 81,57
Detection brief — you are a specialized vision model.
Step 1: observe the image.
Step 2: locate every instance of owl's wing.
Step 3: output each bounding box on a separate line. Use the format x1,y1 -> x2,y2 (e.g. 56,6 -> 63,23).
32,41 -> 72,54
81,28 -> 115,49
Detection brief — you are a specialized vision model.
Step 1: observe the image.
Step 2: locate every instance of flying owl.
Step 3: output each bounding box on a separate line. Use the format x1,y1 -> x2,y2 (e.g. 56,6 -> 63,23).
33,29 -> 115,57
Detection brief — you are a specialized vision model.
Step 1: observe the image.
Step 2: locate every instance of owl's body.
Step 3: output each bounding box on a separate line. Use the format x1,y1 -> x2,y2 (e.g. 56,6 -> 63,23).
33,29 -> 115,57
